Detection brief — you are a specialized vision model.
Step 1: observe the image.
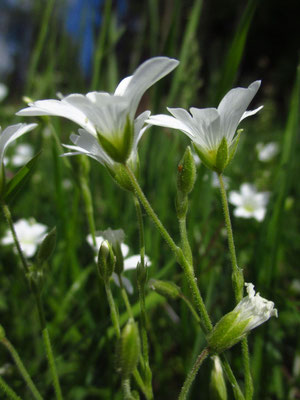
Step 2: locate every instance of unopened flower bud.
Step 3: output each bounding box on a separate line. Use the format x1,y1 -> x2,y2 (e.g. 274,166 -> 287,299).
97,240 -> 115,282
208,283 -> 278,354
36,227 -> 56,266
116,319 -> 140,379
149,279 -> 182,300
210,356 -> 227,400
136,262 -> 148,287
177,146 -> 196,195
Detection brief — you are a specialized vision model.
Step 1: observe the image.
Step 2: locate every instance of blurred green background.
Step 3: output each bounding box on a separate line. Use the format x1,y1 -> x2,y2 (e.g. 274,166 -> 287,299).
0,0 -> 299,399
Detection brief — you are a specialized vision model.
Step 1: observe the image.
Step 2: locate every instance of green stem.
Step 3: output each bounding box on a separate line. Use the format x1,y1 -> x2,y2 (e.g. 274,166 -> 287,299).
104,281 -> 121,338
0,376 -> 22,400
124,164 -> 212,333
79,162 -> 96,247
42,329 -> 63,400
178,216 -> 193,266
179,347 -> 209,400
117,275 -> 134,319
180,294 -> 201,325
1,202 -> 63,399
122,378 -> 135,400
1,338 -> 43,400
218,174 -> 252,400
221,355 -> 245,400
134,196 -> 154,399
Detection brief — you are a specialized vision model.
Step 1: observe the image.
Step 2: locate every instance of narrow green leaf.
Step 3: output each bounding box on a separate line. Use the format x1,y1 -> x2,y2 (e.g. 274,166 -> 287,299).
4,151 -> 42,203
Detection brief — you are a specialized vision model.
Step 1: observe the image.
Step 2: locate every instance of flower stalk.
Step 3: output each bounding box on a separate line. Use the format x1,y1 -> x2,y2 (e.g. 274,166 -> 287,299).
0,376 -> 22,400
179,347 -> 209,400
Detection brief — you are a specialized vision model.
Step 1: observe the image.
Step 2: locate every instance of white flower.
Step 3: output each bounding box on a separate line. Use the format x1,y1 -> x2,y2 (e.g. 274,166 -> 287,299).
10,143 -> 34,167
208,282 -> 277,353
234,283 -> 278,331
146,81 -> 262,172
0,83 -> 8,102
87,233 -> 151,294
17,57 -> 179,163
256,142 -> 279,162
229,183 -> 269,221
1,218 -> 48,258
0,123 -> 37,166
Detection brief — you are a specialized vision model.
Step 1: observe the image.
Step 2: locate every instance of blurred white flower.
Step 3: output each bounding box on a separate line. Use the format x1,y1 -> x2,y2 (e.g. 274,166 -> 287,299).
17,57 -> 179,164
87,233 -> 151,294
147,81 -> 262,172
0,123 -> 37,166
10,143 -> 34,167
1,218 -> 48,258
229,183 -> 270,221
0,83 -> 8,102
256,142 -> 279,162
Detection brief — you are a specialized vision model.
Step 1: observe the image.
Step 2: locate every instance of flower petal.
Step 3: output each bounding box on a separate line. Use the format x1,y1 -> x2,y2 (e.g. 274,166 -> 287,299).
123,57 -> 179,118
0,123 -> 37,165
146,114 -> 192,136
17,99 -> 97,135
218,81 -> 261,143
240,106 -> 263,122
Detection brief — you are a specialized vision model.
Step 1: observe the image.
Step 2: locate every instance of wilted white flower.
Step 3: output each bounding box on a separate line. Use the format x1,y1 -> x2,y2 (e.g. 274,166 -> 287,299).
208,283 -> 277,353
87,233 -> 151,294
256,142 -> 279,162
0,83 -> 8,102
1,218 -> 48,258
0,123 -> 37,166
229,183 -> 270,221
17,57 -> 179,164
147,81 -> 262,173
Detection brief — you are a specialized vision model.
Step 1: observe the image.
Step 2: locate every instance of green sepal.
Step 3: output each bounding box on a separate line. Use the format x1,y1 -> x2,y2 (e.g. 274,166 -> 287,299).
97,115 -> 134,164
36,227 -> 56,266
193,144 -> 215,171
116,319 -> 141,379
215,137 -> 229,174
3,151 -> 42,203
228,130 -> 242,165
207,311 -> 250,354
106,163 -> 134,192
148,279 -> 182,300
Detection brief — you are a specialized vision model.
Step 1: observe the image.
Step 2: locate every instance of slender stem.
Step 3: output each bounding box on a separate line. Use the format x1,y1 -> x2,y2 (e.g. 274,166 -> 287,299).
42,329 -> 63,400
179,294 -> 201,325
178,215 -> 193,266
0,376 -> 22,400
179,347 -> 209,400
124,164 -> 212,333
1,338 -> 43,400
117,275 -> 134,319
1,202 -> 63,399
1,202 -> 29,274
241,338 -> 254,400
122,378 -> 134,400
134,196 -> 154,399
221,355 -> 245,400
218,174 -> 252,399
104,281 -> 121,338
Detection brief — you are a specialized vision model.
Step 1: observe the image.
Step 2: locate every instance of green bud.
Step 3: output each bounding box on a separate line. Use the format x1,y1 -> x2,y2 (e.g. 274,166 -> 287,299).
177,146 -> 196,195
210,356 -> 227,400
215,137 -> 229,174
36,227 -> 56,266
175,191 -> 188,219
97,240 -> 115,282
0,325 -> 6,340
116,319 -> 140,379
148,279 -> 182,300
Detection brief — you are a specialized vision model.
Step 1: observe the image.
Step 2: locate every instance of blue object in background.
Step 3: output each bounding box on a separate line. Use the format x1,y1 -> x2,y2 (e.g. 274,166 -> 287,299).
65,0 -> 127,79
